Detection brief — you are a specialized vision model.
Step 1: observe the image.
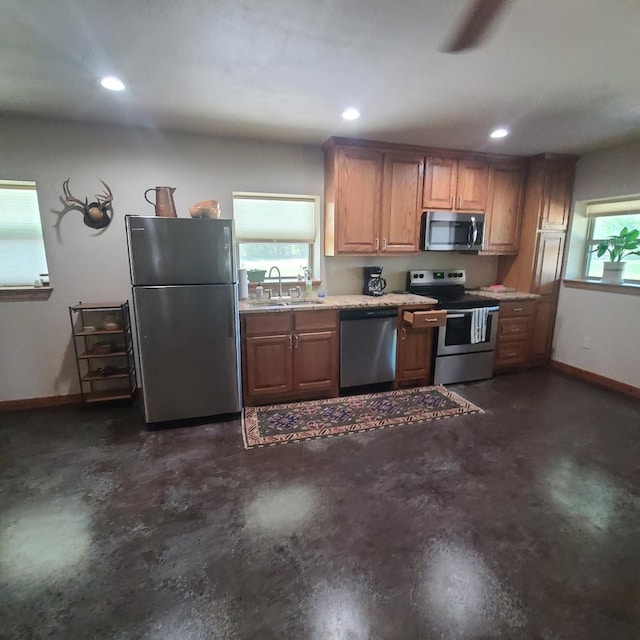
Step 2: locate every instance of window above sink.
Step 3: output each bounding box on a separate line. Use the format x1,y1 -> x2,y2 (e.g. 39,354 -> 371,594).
233,192 -> 320,280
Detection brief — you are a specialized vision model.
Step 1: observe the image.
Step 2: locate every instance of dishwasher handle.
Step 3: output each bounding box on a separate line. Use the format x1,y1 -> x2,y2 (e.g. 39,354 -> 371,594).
340,307 -> 398,321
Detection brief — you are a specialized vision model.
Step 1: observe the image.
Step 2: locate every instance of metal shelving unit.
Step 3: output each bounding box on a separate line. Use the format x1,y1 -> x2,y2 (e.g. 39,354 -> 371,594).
69,301 -> 137,403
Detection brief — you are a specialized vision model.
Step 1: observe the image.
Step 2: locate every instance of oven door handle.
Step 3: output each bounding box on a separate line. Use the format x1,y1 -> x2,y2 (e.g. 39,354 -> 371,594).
446,306 -> 500,317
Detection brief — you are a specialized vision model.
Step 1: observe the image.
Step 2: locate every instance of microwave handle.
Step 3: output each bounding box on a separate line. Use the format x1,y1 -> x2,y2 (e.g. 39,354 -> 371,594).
467,215 -> 478,248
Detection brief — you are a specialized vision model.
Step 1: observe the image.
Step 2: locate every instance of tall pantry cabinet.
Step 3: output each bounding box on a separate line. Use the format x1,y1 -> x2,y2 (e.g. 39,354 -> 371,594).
498,154 -> 576,366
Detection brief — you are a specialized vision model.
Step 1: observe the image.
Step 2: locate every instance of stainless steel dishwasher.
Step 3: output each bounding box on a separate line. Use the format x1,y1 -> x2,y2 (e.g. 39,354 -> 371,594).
340,307 -> 398,388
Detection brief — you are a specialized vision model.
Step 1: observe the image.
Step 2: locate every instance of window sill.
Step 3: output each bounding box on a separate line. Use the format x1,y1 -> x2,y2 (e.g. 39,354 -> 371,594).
0,286 -> 53,301
563,279 -> 640,297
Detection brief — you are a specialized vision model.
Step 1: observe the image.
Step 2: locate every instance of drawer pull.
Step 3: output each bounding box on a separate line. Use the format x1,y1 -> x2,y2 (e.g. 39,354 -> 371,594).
513,307 -> 523,312
505,351 -> 517,357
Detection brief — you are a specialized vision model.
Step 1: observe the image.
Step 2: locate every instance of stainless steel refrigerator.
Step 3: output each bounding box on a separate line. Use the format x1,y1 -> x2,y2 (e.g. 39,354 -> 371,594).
126,216 -> 242,423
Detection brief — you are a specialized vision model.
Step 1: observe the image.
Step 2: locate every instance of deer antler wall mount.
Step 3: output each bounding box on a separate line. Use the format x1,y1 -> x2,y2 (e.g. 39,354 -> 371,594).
62,178 -> 114,229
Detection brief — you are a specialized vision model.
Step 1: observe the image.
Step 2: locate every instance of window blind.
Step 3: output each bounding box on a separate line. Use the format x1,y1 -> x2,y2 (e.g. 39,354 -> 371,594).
585,198 -> 640,217
0,180 -> 49,286
233,195 -> 316,242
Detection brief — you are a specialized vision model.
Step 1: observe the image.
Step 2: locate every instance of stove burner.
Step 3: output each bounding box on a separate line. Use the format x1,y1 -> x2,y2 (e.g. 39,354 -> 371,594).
406,268 -> 499,309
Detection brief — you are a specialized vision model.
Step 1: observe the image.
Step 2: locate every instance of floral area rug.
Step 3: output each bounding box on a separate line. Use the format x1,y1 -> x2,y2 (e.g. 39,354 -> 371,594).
241,385 -> 483,449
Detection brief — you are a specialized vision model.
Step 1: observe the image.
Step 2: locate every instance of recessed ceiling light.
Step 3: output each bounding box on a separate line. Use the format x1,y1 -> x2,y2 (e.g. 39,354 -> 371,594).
490,127 -> 509,139
341,108 -> 360,121
100,76 -> 126,92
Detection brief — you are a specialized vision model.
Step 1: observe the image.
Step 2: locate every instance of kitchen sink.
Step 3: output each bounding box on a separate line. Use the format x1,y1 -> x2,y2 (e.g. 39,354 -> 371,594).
245,298 -> 325,308
283,299 -> 325,306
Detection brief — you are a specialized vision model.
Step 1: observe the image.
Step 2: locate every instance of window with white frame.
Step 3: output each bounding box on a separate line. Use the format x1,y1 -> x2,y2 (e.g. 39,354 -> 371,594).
583,199 -> 640,282
233,193 -> 318,279
0,180 -> 50,286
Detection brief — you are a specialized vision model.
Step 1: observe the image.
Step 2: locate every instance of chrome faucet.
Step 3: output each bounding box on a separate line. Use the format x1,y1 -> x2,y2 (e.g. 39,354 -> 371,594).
267,266 -> 283,298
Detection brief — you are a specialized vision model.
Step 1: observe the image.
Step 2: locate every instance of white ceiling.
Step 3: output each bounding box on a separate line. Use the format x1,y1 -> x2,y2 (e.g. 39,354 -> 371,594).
2,0 -> 640,155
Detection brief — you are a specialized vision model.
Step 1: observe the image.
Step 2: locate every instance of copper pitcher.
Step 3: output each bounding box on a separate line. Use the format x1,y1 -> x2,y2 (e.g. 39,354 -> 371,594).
144,186 -> 177,218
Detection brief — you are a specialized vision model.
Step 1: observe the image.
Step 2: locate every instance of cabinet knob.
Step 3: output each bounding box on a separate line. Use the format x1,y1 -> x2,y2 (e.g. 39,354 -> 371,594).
401,327 -> 407,340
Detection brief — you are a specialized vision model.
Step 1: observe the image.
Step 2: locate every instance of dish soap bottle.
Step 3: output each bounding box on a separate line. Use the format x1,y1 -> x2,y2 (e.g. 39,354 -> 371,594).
303,267 -> 312,297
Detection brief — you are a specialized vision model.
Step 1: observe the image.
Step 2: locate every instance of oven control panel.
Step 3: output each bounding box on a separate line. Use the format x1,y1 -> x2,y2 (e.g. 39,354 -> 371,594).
408,269 -> 467,285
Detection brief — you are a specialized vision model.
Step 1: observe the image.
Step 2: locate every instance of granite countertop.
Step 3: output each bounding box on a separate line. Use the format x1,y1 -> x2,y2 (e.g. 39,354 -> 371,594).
239,293 -> 437,314
470,290 -> 541,301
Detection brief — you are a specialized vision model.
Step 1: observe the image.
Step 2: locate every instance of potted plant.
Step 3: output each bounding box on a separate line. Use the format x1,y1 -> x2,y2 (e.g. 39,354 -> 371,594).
591,226 -> 640,283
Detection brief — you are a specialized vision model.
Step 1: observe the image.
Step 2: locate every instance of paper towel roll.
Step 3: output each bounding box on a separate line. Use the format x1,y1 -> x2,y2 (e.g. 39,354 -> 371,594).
238,269 -> 249,299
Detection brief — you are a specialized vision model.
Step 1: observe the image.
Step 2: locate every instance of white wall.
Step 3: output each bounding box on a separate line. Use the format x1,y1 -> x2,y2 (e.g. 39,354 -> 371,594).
0,115 -> 499,402
0,115 -> 323,402
554,139 -> 640,387
325,253 -> 497,295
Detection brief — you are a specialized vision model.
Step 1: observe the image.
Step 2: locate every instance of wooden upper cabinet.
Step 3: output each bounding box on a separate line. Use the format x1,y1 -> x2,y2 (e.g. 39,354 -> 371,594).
483,162 -> 526,253
423,157 -> 458,210
333,147 -> 383,254
422,156 -> 488,212
533,232 -> 565,296
325,143 -> 422,255
381,152 -> 424,252
457,159 -> 488,211
541,161 -> 573,230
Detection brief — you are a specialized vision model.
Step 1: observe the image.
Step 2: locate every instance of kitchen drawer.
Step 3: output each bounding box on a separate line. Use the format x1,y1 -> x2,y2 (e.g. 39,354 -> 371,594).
498,316 -> 531,339
403,309 -> 447,329
499,300 -> 536,318
294,309 -> 338,332
495,339 -> 529,367
243,312 -> 293,336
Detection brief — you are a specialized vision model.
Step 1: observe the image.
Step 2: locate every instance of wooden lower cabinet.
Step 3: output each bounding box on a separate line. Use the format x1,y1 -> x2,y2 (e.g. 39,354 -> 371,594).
494,299 -> 537,373
244,334 -> 294,398
395,306 -> 443,386
530,295 -> 557,365
241,310 -> 339,406
295,330 -> 338,392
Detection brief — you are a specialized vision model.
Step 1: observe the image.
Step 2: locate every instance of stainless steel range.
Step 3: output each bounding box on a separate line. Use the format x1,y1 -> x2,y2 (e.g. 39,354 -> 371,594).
407,269 -> 500,385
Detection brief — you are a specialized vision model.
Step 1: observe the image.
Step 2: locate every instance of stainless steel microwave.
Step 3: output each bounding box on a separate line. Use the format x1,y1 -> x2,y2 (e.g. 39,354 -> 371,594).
421,211 -> 485,251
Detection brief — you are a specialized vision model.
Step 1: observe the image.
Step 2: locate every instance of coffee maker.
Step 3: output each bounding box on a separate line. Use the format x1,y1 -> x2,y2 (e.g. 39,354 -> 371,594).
363,266 -> 387,296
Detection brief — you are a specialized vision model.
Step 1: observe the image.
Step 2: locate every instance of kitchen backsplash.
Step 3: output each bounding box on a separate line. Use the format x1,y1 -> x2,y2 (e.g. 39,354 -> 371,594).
324,254 -> 499,295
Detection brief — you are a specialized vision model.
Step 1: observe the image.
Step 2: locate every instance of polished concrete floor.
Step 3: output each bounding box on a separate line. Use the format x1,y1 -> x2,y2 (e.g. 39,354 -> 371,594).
1,369 -> 640,639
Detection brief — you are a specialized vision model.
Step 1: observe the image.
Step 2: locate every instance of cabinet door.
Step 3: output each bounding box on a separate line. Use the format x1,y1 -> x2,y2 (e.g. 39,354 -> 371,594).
294,330 -> 338,393
336,148 -> 383,253
244,334 -> 293,398
530,296 -> 556,363
396,326 -> 433,384
484,163 -> 525,253
423,157 -> 457,210
533,232 -> 565,296
541,163 -> 573,230
381,152 -> 424,252
457,159 -> 488,211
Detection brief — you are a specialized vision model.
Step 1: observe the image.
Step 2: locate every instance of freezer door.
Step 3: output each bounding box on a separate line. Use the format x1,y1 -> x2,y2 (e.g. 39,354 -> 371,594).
133,284 -> 241,423
127,216 -> 235,285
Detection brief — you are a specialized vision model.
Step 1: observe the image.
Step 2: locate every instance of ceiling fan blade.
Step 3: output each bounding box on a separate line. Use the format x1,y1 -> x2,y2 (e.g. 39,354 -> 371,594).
442,0 -> 510,53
